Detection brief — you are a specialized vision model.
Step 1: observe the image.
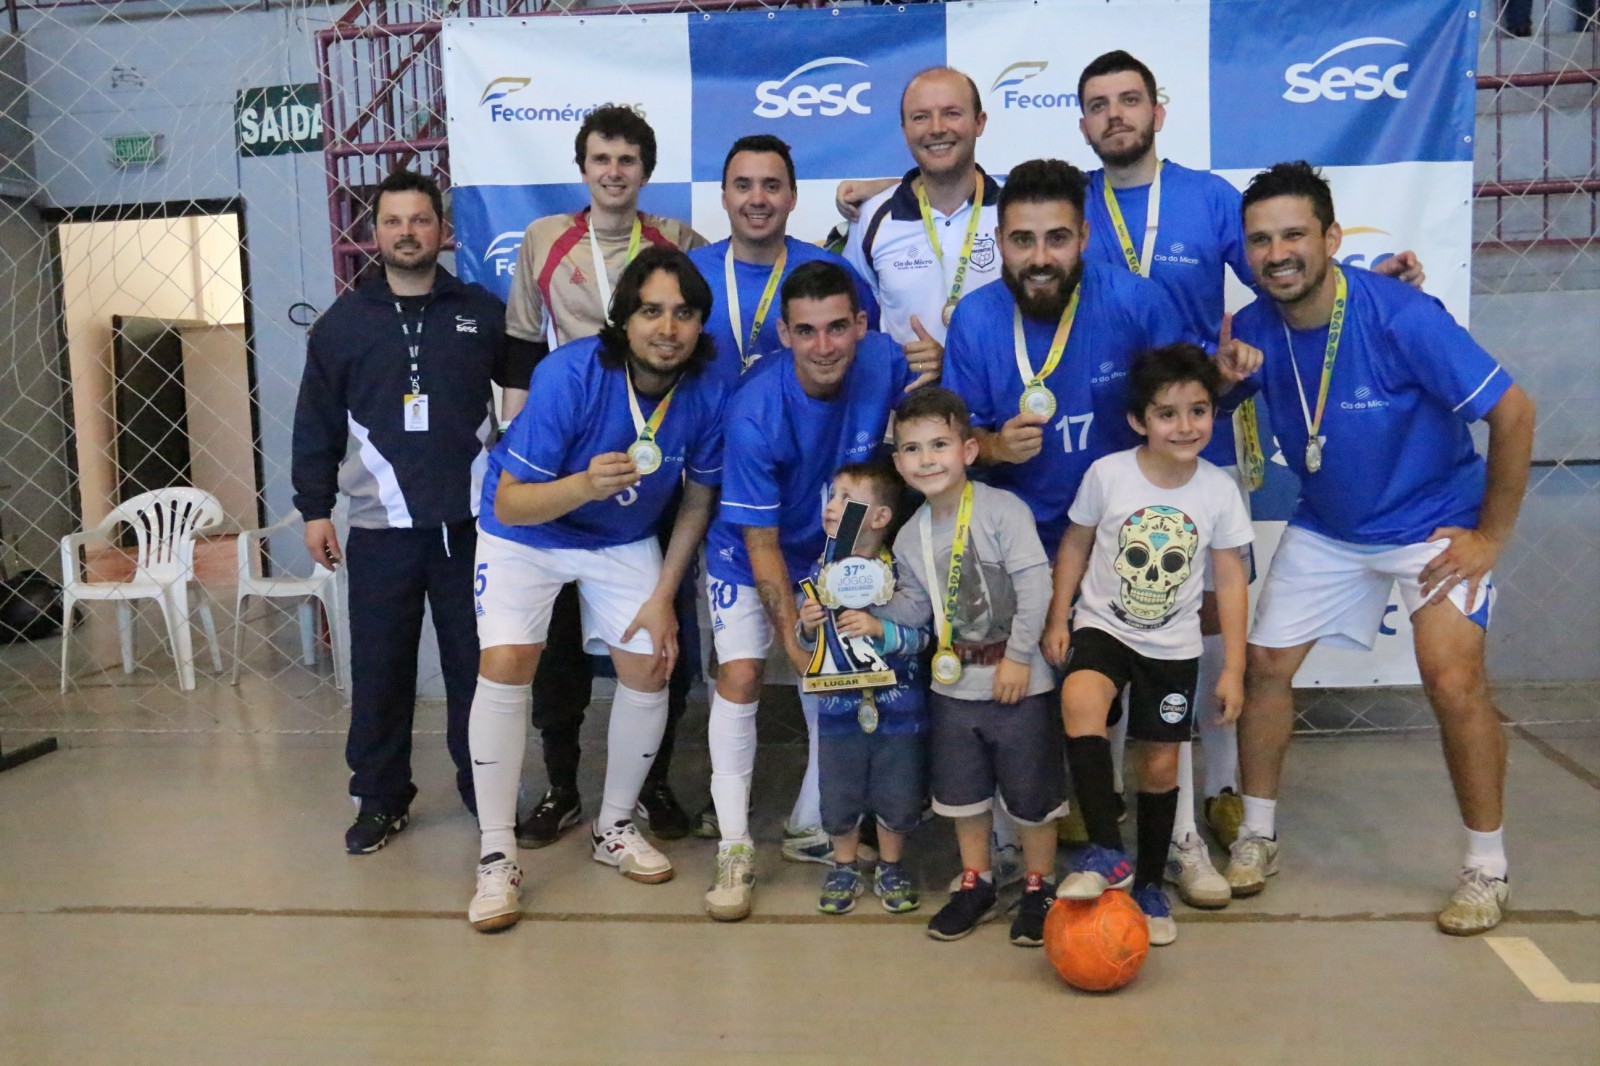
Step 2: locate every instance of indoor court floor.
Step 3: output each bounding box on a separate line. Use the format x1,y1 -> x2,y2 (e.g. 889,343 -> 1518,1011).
1,682 -> 1596,1064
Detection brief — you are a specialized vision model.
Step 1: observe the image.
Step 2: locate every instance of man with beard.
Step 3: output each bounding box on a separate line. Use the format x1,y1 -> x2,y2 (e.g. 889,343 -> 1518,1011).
1073,52 -> 1427,905
1224,162 -> 1534,935
293,169 -> 523,853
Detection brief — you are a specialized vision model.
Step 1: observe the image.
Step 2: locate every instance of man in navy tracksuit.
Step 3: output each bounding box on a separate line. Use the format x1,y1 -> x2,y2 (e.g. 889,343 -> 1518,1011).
292,170 -> 528,854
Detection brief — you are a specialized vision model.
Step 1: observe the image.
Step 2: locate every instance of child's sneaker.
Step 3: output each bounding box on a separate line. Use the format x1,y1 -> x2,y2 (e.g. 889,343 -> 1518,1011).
704,842 -> 755,922
591,820 -> 674,884
781,823 -> 834,865
873,862 -> 921,914
926,869 -> 999,941
1008,873 -> 1055,947
1056,844 -> 1135,900
818,864 -> 865,915
467,852 -> 522,932
1132,883 -> 1177,946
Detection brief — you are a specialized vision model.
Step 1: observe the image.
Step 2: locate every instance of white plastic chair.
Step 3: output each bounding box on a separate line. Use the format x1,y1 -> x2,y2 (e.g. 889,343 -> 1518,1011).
59,487 -> 225,692
230,510 -> 347,689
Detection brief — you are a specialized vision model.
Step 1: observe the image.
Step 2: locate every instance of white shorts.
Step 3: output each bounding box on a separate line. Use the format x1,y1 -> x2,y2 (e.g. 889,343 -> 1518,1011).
1250,525 -> 1494,652
474,529 -> 661,655
705,578 -> 774,663
1203,461 -> 1254,595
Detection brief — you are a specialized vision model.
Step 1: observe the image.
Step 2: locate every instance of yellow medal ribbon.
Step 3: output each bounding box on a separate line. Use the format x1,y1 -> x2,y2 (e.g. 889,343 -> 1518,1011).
920,482 -> 974,667
624,362 -> 679,476
1235,400 -> 1266,491
915,169 -> 985,321
724,242 -> 788,370
1103,161 -> 1164,277
588,213 -> 644,322
1284,265 -> 1348,474
1013,287 -> 1079,407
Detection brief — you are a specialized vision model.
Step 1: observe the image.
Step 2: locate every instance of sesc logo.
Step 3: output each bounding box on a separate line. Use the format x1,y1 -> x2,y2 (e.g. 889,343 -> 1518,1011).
1283,37 -> 1410,104
1336,226 -> 1398,271
483,231 -> 524,277
753,57 -> 872,119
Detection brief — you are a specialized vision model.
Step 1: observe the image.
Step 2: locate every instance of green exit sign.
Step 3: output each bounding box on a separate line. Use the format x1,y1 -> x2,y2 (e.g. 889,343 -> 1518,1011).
106,133 -> 162,167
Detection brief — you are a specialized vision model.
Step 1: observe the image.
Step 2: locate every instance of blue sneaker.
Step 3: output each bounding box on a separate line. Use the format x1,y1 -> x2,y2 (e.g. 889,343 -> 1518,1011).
818,865 -> 864,915
1132,883 -> 1177,946
1055,844 -> 1134,900
873,862 -> 921,914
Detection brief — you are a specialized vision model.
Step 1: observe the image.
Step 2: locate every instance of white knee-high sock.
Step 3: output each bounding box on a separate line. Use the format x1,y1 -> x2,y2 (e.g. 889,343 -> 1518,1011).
1172,741 -> 1199,841
1195,632 -> 1239,798
709,691 -> 759,846
1108,690 -> 1130,793
787,690 -> 822,830
598,682 -> 669,827
470,676 -> 530,860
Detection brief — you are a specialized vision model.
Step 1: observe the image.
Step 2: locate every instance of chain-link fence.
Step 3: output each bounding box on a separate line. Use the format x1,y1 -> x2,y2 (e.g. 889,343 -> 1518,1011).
0,0 -> 1595,744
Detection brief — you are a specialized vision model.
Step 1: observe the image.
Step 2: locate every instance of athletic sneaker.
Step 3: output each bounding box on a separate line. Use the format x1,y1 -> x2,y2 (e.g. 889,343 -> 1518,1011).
1133,883 -> 1178,946
591,820 -> 675,884
635,778 -> 691,840
873,862 -> 921,914
818,865 -> 865,915
781,823 -> 834,865
1224,830 -> 1280,897
691,802 -> 720,840
1205,788 -> 1245,847
1009,874 -> 1055,947
516,787 -> 581,850
1436,867 -> 1511,936
467,852 -> 523,932
926,870 -> 1000,941
1056,844 -> 1135,900
1165,832 -> 1232,909
704,843 -> 756,922
344,807 -> 408,855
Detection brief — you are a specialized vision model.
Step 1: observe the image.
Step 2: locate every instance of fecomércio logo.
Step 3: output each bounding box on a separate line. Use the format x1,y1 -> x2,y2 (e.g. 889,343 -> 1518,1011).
482,231 -> 524,277
990,60 -> 1079,112
479,77 -> 530,106
478,76 -> 644,125
753,57 -> 872,119
1282,37 -> 1410,104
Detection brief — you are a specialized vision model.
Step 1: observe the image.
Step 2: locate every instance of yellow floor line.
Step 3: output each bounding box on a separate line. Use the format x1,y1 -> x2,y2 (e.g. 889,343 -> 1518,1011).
1486,937 -> 1600,1003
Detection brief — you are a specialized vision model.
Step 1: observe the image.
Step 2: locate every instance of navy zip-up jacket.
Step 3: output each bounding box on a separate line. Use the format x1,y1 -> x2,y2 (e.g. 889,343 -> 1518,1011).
292,268 -> 517,530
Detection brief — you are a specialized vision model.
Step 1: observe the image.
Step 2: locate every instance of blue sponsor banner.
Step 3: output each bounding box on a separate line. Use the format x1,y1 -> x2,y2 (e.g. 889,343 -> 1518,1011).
453,182 -> 694,298
687,5 -> 945,183
1209,0 -> 1476,168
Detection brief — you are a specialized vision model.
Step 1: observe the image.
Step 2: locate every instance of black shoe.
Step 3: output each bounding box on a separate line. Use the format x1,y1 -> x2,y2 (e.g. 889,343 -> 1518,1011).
345,807 -> 408,855
926,871 -> 1000,941
634,778 -> 691,840
516,787 -> 581,849
1009,877 -> 1056,947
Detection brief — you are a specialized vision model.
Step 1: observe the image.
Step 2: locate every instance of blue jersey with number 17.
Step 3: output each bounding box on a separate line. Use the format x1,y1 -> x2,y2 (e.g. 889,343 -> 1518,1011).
942,264 -> 1190,550
707,331 -> 910,587
480,337 -> 726,550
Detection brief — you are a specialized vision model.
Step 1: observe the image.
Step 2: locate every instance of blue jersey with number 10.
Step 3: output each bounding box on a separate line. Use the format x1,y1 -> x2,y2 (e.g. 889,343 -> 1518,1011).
480,337 -> 726,550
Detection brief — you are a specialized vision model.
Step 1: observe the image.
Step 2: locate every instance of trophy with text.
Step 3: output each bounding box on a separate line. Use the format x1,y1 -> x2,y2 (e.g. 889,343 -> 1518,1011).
799,499 -> 896,696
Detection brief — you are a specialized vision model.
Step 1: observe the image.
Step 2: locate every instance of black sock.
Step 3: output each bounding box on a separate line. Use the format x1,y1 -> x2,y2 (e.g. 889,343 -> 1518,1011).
1136,788 -> 1180,888
1065,735 -> 1123,851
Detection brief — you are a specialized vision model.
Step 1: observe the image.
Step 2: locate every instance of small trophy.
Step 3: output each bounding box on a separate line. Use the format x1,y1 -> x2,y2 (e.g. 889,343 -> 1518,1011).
800,499 -> 896,696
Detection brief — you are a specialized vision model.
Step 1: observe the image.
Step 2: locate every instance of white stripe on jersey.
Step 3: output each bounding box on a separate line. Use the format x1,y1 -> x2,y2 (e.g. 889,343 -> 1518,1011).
1453,364 -> 1503,414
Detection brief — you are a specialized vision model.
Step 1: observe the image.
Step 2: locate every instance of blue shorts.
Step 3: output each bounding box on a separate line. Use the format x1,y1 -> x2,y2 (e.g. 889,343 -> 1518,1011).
818,729 -> 927,837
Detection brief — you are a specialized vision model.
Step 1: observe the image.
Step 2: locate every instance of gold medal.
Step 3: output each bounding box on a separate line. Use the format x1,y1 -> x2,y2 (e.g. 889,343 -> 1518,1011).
857,689 -> 879,734
1019,383 -> 1057,419
941,298 -> 957,328
1305,437 -> 1322,474
627,438 -> 663,476
931,649 -> 963,685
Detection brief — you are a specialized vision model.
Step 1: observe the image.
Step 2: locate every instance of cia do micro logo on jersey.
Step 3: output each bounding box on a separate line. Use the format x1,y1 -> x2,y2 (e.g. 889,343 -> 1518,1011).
753,57 -> 872,119
1282,37 -> 1410,104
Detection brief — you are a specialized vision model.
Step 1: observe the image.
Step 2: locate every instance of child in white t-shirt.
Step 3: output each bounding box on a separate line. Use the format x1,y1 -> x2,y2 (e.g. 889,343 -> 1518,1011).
1042,343 -> 1254,947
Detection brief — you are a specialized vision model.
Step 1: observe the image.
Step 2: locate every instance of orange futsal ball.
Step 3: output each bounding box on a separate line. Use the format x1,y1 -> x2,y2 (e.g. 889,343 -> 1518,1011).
1044,891 -> 1150,992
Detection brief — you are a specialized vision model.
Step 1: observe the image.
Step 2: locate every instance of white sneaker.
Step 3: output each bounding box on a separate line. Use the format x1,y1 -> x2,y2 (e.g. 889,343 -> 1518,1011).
781,823 -> 834,865
1436,867 -> 1510,936
705,843 -> 756,922
1165,832 -> 1232,909
591,820 -> 675,884
468,853 -> 523,932
1225,830 -> 1280,897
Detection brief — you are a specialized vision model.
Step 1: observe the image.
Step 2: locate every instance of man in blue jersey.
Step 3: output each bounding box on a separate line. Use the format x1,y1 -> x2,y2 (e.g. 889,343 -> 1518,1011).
1222,162 -> 1535,936
689,135 -> 887,388
462,247 -> 725,932
701,260 -> 915,921
1074,50 -> 1428,906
